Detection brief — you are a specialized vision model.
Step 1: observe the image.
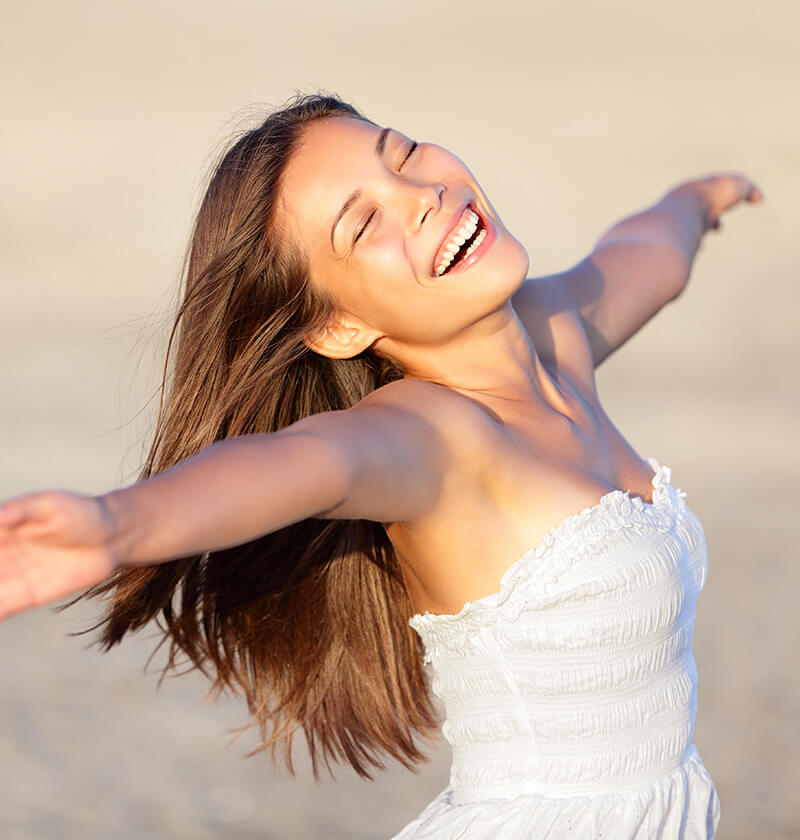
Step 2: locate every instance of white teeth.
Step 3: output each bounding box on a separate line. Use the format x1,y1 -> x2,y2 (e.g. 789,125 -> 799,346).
456,220 -> 476,241
462,227 -> 486,259
434,208 -> 481,276
434,212 -> 486,277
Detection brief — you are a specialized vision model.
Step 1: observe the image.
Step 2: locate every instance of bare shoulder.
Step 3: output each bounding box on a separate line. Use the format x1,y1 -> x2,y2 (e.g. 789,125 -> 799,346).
291,377 -> 488,524
361,375 -> 473,416
512,274 -> 597,398
361,376 -> 501,485
294,376 -> 487,459
361,376 -> 498,456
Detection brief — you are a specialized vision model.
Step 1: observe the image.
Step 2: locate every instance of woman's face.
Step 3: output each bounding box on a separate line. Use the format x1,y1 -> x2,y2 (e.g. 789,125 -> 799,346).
279,116 -> 529,360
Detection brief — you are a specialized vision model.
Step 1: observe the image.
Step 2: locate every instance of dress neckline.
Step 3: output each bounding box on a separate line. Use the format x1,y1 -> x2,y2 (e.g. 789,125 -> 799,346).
410,457 -> 681,625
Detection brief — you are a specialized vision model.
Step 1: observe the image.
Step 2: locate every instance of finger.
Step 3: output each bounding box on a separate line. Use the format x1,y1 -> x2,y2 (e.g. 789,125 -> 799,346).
730,174 -> 763,203
0,493 -> 55,530
0,501 -> 28,528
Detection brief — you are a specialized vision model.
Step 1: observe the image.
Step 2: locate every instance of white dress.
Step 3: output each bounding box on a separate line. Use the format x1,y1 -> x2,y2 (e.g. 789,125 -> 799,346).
392,459 -> 720,839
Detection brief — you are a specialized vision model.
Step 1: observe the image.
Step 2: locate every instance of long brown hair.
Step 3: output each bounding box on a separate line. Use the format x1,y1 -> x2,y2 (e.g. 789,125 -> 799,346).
64,92 -> 438,779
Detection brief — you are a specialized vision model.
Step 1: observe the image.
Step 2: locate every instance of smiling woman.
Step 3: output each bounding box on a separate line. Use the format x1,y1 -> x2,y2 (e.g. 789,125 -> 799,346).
0,91 -> 762,838
278,114 -> 528,367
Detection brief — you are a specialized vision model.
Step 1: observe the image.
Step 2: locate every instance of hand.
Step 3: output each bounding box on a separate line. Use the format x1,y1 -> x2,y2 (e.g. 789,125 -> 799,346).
0,490 -> 118,620
674,173 -> 764,232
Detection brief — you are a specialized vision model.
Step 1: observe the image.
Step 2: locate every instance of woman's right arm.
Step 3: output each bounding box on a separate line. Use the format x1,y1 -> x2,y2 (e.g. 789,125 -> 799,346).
0,388 -> 447,619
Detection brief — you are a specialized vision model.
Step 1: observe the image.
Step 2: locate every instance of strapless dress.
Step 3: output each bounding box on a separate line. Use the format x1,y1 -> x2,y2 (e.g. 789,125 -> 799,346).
392,458 -> 720,839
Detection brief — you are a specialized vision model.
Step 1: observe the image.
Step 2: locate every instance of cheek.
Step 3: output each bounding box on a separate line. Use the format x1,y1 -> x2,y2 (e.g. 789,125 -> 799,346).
330,255 -> 414,328
367,232 -> 416,284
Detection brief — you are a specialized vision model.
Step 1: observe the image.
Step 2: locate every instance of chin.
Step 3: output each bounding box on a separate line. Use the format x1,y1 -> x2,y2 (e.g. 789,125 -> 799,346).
494,232 -> 530,287
511,237 -> 530,278
490,243 -> 529,308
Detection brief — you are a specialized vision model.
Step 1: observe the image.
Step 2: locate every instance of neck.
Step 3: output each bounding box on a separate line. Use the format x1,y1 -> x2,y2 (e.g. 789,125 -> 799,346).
385,302 -> 563,410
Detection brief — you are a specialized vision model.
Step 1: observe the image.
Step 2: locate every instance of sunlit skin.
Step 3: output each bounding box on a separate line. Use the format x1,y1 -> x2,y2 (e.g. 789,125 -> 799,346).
279,116 -> 557,404
278,116 -> 764,613
278,116 -> 663,610
0,107 -> 762,621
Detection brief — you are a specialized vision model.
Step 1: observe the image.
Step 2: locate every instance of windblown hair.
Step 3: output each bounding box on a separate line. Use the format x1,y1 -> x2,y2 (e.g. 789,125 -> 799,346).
65,92 -> 438,778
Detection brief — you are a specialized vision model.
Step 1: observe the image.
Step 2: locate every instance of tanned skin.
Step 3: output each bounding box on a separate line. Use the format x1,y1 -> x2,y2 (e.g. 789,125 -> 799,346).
0,115 -> 762,620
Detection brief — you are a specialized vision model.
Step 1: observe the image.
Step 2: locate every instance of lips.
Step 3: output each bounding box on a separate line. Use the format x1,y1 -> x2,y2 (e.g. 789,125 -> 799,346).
431,203 -> 481,277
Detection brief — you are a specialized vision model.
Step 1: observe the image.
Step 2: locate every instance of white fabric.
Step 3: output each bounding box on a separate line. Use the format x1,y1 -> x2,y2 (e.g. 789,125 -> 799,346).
392,459 -> 720,839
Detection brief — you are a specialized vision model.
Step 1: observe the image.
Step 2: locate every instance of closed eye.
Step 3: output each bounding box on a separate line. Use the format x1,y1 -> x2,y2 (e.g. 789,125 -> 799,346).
399,141 -> 418,170
353,141 -> 417,248
353,209 -> 376,244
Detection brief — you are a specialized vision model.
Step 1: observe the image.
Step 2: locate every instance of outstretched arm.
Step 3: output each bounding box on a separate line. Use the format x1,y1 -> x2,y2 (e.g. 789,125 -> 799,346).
523,174 -> 763,368
0,388 -> 444,619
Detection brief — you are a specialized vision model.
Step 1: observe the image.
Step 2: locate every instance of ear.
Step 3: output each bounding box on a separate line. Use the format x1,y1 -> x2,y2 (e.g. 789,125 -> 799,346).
303,314 -> 384,359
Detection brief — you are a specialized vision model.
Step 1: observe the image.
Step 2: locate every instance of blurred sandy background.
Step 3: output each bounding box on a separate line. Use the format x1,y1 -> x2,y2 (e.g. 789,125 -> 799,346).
0,1 -> 798,837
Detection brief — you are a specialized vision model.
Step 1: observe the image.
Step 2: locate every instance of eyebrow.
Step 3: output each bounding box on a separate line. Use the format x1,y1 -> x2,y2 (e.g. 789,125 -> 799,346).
330,126 -> 392,254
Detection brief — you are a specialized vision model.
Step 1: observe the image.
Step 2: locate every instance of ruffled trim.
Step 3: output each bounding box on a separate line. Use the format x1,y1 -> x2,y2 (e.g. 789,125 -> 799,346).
409,458 -> 687,646
391,746 -> 720,840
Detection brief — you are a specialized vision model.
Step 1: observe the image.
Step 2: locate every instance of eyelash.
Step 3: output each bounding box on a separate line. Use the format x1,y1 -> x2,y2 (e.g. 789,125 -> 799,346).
353,141 -> 418,244
354,210 -> 376,243
401,141 -> 418,169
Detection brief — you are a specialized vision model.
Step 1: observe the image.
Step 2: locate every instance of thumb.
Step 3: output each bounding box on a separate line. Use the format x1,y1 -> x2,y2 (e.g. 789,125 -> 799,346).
0,493 -> 53,528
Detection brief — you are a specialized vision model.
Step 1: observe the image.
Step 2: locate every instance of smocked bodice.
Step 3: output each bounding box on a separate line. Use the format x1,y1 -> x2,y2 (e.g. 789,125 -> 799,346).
407,458 -> 710,808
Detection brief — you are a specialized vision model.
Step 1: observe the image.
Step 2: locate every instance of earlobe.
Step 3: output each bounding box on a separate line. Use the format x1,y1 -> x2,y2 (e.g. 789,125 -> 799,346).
303,317 -> 383,359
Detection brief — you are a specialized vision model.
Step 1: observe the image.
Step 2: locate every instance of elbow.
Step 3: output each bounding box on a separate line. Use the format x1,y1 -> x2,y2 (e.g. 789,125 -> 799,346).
658,245 -> 692,304
668,269 -> 690,303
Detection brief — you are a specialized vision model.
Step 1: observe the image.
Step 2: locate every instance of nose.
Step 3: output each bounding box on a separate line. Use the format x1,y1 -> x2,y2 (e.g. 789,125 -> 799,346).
396,180 -> 445,231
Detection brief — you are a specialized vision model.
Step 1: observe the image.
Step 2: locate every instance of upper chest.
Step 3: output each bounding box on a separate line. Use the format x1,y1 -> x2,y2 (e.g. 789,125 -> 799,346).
386,368 -> 658,616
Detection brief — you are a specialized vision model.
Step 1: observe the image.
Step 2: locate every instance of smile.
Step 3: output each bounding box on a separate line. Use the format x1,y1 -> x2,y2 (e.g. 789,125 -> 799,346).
432,204 -> 494,278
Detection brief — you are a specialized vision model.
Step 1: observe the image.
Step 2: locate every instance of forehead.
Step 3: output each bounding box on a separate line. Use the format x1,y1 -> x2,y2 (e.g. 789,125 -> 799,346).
279,116 -> 381,245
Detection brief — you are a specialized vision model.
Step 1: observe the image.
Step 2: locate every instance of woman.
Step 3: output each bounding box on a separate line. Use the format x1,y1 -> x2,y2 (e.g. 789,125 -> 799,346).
0,93 -> 762,838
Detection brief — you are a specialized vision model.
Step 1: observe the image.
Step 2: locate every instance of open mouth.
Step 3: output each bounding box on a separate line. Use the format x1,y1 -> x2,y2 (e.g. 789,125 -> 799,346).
433,205 -> 488,277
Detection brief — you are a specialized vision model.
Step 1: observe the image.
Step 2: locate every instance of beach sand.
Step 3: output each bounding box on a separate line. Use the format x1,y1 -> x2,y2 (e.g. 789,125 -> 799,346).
1,1 -> 798,837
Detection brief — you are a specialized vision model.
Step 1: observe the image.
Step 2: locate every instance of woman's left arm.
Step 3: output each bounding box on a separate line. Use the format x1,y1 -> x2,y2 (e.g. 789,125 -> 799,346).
542,173 -> 763,367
